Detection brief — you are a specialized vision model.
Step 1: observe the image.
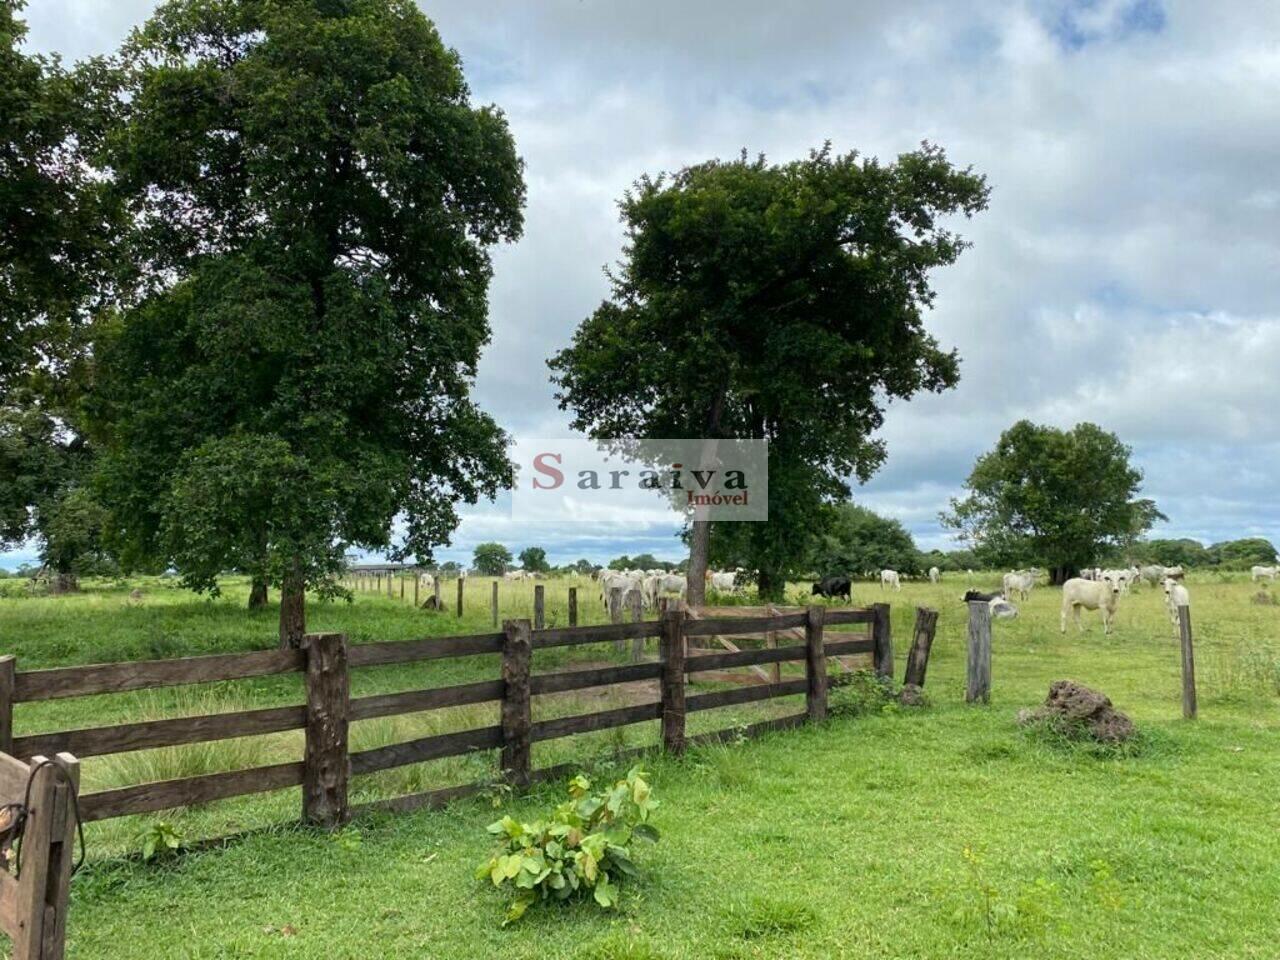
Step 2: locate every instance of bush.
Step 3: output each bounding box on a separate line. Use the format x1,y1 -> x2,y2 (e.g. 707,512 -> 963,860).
477,767 -> 659,924
828,670 -> 900,717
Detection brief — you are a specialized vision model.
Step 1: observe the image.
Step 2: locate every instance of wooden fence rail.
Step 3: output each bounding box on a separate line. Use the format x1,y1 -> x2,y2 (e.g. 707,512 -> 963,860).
2,604 -> 892,830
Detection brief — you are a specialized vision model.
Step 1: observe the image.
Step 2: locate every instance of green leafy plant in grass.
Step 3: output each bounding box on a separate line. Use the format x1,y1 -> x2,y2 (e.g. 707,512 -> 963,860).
136,821 -> 184,861
476,767 -> 659,924
828,670 -> 898,717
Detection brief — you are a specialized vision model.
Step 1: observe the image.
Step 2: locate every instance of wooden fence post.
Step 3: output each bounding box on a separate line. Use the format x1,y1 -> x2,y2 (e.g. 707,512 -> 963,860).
1178,605 -> 1197,720
456,577 -> 464,617
903,607 -> 939,688
628,588 -> 643,660
534,585 -> 545,631
399,575 -> 404,600
13,753 -> 80,960
413,575 -> 419,607
302,632 -> 350,828
871,602 -> 893,678
660,609 -> 686,754
609,586 -> 623,651
491,580 -> 499,628
568,587 -> 578,627
805,605 -> 828,723
965,601 -> 991,704
0,654 -> 14,754
501,619 -> 533,787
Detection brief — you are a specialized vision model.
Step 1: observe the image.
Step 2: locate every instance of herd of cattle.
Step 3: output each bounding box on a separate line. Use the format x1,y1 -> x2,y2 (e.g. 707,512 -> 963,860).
408,558 -> 1280,636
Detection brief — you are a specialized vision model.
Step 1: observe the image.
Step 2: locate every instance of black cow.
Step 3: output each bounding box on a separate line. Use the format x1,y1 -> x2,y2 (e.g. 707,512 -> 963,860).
961,589 -> 1002,603
812,575 -> 852,601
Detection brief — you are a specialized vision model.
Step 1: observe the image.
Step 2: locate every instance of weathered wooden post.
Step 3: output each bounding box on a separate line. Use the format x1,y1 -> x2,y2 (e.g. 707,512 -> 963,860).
871,602 -> 893,678
302,632 -> 350,827
375,573 -> 381,594
568,587 -> 578,627
903,607 -> 939,688
491,580 -> 499,628
660,608 -> 687,754
534,584 -> 545,631
805,605 -> 828,723
433,575 -> 442,611
609,586 -> 624,651
386,572 -> 393,598
7,752 -> 80,960
413,574 -> 419,607
501,619 -> 533,787
399,575 -> 405,600
628,588 -> 644,660
965,601 -> 992,704
0,654 -> 14,753
1178,604 -> 1197,720
456,577 -> 464,617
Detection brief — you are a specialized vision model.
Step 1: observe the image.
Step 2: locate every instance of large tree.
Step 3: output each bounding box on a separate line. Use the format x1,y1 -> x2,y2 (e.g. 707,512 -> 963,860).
90,0 -> 524,646
472,542 -> 511,576
943,421 -> 1164,583
809,503 -> 920,578
1,0 -> 122,392
549,145 -> 988,601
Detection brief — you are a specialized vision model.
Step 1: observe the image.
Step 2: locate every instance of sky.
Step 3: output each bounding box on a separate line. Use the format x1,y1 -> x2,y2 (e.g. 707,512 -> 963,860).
5,0 -> 1279,570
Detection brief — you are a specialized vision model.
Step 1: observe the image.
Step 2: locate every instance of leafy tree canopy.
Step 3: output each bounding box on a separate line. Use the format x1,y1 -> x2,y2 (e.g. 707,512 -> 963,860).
472,542 -> 512,576
550,143 -> 988,600
1208,538 -> 1277,568
943,421 -> 1164,582
809,503 -> 920,577
518,546 -> 550,573
88,0 -> 525,644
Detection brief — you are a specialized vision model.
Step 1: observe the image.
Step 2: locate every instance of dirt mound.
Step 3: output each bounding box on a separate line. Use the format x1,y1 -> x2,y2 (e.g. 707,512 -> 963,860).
1017,680 -> 1135,743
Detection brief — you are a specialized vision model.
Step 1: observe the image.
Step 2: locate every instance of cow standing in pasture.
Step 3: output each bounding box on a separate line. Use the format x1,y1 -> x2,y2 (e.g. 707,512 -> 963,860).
643,573 -> 686,609
1060,574 -> 1123,635
1251,565 -> 1279,582
880,570 -> 901,591
1002,570 -> 1035,601
928,566 -> 941,584
1162,577 -> 1191,634
812,575 -> 852,602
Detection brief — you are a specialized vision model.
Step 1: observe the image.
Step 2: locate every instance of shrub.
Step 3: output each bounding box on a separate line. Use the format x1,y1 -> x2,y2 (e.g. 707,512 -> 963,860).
476,767 -> 659,924
828,670 -> 899,717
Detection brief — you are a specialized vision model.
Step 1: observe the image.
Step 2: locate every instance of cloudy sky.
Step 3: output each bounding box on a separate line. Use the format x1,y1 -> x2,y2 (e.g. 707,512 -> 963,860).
6,0 -> 1279,569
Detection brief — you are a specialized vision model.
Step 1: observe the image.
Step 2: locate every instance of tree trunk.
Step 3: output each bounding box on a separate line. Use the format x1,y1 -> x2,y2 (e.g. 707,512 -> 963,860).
248,577 -> 269,609
279,577 -> 307,650
1050,565 -> 1076,586
50,571 -> 79,594
686,519 -> 710,608
757,569 -> 785,603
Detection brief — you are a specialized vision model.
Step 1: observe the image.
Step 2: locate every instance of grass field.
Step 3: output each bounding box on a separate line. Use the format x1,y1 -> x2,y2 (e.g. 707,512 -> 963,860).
2,571 -> 1279,958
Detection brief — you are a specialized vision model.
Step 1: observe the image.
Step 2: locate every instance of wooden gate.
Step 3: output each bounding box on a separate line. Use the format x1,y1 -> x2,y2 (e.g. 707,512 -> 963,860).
0,751 -> 79,960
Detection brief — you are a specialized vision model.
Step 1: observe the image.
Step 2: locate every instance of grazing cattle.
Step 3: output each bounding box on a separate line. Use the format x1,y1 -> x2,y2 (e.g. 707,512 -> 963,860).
879,570 -> 902,591
1162,565 -> 1185,581
643,573 -> 686,609
1162,577 -> 1191,631
708,570 -> 739,593
812,575 -> 852,601
928,566 -> 941,584
1251,565 -> 1279,582
1002,570 -> 1035,601
503,570 -> 528,582
599,572 -> 642,612
1139,565 -> 1166,587
1061,574 -> 1123,635
418,573 -> 436,592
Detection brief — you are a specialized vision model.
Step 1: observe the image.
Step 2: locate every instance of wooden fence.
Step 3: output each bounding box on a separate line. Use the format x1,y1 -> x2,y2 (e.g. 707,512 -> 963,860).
0,606 -> 894,830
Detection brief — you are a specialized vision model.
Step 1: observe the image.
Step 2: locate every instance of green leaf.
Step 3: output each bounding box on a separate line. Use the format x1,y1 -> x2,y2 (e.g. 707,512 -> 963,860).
632,823 -> 660,843
593,878 -> 618,909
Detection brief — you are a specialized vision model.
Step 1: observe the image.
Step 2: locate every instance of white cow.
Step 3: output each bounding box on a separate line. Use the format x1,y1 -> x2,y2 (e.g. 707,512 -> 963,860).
1139,565 -> 1167,588
599,572 -> 642,612
1251,565 -> 1279,582
503,570 -> 528,582
418,572 -> 436,592
928,566 -> 941,584
643,573 -> 687,609
707,570 -> 739,593
1162,577 -> 1191,632
1002,570 -> 1035,601
879,570 -> 902,591
1061,574 -> 1123,635
1102,569 -> 1134,595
